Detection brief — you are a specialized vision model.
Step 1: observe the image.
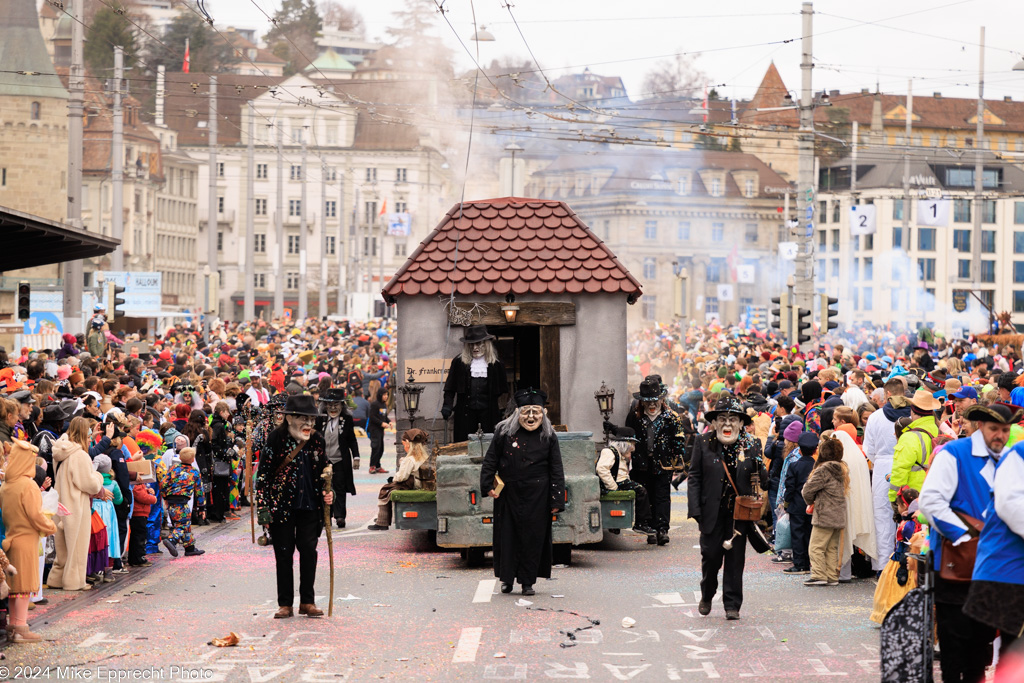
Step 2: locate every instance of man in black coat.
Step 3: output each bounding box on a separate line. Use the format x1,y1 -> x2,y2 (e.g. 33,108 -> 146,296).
441,325 -> 508,441
782,432 -> 819,575
687,397 -> 768,620
318,388 -> 359,528
481,388 -> 566,596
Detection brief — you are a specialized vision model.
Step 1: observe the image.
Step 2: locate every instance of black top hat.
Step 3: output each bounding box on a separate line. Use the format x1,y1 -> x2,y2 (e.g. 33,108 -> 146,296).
633,378 -> 665,402
460,325 -> 495,344
43,400 -> 77,424
705,397 -> 753,425
514,387 -> 547,407
281,395 -> 320,417
613,426 -> 638,443
319,388 -> 347,403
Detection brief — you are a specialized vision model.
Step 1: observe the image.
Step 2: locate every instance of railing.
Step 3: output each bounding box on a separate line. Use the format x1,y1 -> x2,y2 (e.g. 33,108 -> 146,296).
0,277 -> 63,291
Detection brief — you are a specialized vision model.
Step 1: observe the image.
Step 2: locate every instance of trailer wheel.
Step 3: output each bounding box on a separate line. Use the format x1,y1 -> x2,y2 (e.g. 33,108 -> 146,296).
426,529 -> 437,547
552,544 -> 572,566
465,546 -> 487,567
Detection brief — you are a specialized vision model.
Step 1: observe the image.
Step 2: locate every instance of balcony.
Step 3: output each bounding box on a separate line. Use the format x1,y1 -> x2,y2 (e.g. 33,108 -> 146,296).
199,209 -> 236,226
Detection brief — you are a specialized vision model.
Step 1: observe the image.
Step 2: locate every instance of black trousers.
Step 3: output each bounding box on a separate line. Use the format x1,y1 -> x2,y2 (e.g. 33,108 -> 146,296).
128,516 -> 148,565
935,600 -> 996,683
114,499 -> 130,568
209,476 -> 229,522
790,509 -> 812,570
699,508 -> 747,612
631,469 -> 672,531
270,509 -> 322,607
331,464 -> 348,522
368,429 -> 384,469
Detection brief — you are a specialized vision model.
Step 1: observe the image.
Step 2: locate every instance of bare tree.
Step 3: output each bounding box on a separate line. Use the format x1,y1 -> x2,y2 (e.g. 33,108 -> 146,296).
640,53 -> 706,100
319,1 -> 365,36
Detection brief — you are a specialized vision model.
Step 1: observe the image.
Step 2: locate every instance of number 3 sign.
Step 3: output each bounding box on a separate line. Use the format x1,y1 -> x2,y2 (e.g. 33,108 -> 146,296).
849,204 -> 877,236
916,199 -> 950,227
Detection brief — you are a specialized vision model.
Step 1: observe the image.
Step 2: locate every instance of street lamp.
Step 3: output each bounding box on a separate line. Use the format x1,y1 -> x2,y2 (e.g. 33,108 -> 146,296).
399,376 -> 426,427
501,293 -> 519,324
504,142 -> 523,195
470,25 -> 495,42
594,381 -> 615,443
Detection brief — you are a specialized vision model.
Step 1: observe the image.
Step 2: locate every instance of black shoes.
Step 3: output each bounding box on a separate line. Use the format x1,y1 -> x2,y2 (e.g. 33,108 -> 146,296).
783,566 -> 810,575
367,524 -> 389,531
500,582 -> 513,594
335,519 -> 346,529
656,530 -> 670,546
633,523 -> 655,535
184,546 -> 205,557
698,600 -> 711,616
725,610 -> 741,620
521,585 -> 535,596
162,539 -> 179,558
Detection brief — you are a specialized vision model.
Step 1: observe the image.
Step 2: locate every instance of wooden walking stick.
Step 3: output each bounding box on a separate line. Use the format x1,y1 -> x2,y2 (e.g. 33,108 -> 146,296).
246,416 -> 255,543
320,464 -> 335,616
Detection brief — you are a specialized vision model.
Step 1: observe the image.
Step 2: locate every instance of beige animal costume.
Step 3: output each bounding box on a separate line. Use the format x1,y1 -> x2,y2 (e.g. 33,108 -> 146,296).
0,440 -> 56,595
0,548 -> 15,600
46,434 -> 104,590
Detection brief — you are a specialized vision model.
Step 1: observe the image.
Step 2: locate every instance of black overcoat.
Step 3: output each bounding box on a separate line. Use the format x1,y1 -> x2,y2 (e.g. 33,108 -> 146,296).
686,433 -> 768,535
480,426 -> 566,585
316,411 -> 359,496
443,356 -> 508,440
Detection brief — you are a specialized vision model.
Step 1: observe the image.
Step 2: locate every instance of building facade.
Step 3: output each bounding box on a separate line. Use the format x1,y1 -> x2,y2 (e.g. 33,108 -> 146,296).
816,148 -> 1024,335
528,149 -> 793,329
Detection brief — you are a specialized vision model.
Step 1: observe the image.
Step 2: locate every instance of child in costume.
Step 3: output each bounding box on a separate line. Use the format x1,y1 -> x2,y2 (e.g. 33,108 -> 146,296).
159,447 -> 206,557
90,454 -> 121,583
870,486 -> 922,624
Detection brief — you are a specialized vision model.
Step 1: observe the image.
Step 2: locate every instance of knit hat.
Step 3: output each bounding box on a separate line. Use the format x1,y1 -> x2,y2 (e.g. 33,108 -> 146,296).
783,420 -> 804,443
93,454 -> 112,473
801,380 -> 822,403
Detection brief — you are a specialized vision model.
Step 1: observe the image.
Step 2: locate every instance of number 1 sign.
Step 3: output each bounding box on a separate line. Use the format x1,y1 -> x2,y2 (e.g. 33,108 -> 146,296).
849,204 -> 877,236
916,199 -> 950,227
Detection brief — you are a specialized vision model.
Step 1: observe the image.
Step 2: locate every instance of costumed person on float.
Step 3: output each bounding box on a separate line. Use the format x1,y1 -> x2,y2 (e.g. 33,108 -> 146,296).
595,426 -> 654,535
480,388 -> 566,596
625,378 -> 687,546
317,388 -> 359,529
687,397 -> 769,620
255,395 -> 333,619
441,325 -> 509,441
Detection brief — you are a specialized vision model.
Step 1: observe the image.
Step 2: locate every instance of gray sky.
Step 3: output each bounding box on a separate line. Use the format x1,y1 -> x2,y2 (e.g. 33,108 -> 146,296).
224,0 -> 1024,102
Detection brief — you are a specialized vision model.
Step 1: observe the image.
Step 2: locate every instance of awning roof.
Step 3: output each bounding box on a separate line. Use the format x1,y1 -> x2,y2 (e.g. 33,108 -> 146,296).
0,205 -> 120,271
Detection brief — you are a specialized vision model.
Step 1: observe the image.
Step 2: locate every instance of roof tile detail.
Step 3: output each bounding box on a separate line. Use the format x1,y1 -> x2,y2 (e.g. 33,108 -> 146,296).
383,197 -> 642,302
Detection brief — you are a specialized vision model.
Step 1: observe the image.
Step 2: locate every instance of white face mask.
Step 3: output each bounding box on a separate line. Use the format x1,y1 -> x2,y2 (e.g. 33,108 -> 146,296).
518,406 -> 544,432
715,415 -> 742,445
326,404 -> 342,418
469,342 -> 486,359
644,402 -> 661,419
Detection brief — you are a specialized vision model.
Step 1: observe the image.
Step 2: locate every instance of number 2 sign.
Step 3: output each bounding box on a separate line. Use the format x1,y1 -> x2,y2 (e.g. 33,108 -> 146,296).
849,204 -> 877,236
916,199 -> 950,227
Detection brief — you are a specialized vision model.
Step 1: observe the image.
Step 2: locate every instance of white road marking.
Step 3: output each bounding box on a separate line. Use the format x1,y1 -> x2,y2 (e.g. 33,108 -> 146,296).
807,659 -> 848,676
602,652 -> 644,656
816,642 -> 834,654
474,579 -> 497,603
739,660 -> 770,677
756,626 -> 774,640
651,592 -> 685,604
693,590 -> 721,602
452,627 -> 483,663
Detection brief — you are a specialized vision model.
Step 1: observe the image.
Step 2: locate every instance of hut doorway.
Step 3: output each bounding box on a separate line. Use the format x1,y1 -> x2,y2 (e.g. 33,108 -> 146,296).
492,324 -> 561,425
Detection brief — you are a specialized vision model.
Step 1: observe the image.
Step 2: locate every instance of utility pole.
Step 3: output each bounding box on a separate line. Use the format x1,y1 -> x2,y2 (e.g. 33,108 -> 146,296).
205,75 -> 218,345
337,169 -> 346,316
794,1 -> 816,346
378,213 -> 385,318
274,120 -> 284,319
353,186 -> 361,302
850,121 -> 858,193
972,27 -> 986,318
319,161 -> 328,319
111,46 -> 124,271
244,102 -> 255,321
902,81 -> 913,245
298,131 -> 308,321
63,0 -> 85,335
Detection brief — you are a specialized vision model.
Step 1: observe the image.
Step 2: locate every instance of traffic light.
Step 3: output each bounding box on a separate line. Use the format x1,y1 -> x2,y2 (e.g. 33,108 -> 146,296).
16,281 -> 30,321
820,294 -> 839,333
793,307 -> 812,346
107,281 -> 126,322
770,293 -> 790,337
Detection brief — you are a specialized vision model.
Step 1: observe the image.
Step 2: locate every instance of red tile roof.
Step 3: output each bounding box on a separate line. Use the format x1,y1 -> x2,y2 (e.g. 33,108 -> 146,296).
382,197 -> 642,303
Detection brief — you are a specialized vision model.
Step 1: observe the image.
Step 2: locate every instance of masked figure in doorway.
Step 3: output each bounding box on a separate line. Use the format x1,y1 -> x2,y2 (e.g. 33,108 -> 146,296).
481,388 -> 566,596
687,397 -> 769,621
441,325 -> 509,441
625,378 -> 687,546
255,395 -> 333,619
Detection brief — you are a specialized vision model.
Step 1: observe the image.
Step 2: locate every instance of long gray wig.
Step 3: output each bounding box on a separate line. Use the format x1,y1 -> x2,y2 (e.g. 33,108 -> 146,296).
496,406 -> 556,441
460,339 -> 499,365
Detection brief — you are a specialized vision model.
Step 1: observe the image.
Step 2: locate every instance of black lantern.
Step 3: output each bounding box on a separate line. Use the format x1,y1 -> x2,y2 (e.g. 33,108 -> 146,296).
399,377 -> 426,427
594,381 -> 615,442
502,293 -> 519,324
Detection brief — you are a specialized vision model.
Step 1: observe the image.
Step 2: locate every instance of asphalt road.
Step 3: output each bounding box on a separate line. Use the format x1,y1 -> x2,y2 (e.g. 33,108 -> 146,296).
5,437 -> 883,682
